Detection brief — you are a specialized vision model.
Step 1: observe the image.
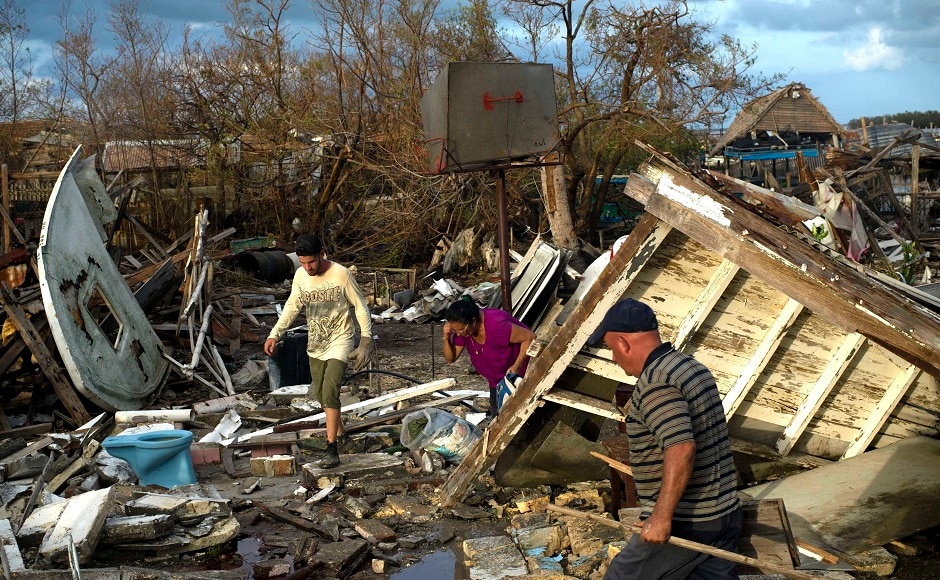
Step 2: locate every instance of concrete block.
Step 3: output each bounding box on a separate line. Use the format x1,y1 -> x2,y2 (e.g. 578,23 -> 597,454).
463,535 -> 528,580
40,486 -> 114,564
510,511 -> 551,530
381,495 -> 435,520
340,497 -> 369,520
560,514 -> 623,557
512,524 -> 565,556
846,546 -> 897,577
125,494 -> 189,516
16,501 -> 68,547
516,493 -> 551,514
355,519 -> 397,544
564,547 -> 605,578
314,539 -> 370,577
253,558 -> 292,578
554,488 -> 605,512
524,554 -> 565,575
190,442 -> 222,465
101,514 -> 175,544
0,518 -> 25,577
249,455 -> 296,477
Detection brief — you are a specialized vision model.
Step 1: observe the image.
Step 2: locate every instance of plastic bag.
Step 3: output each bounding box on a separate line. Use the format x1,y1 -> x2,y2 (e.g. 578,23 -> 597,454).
400,408 -> 481,464
496,373 -> 523,411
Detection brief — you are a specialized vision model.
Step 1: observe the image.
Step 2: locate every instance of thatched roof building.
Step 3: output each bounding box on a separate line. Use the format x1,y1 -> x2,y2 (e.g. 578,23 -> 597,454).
709,83 -> 843,157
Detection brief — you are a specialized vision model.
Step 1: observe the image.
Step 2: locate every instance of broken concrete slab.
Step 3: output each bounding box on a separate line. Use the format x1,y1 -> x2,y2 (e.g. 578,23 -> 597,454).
110,515 -> 240,555
746,436 -> 940,554
379,495 -> 437,522
313,539 -> 371,577
530,421 -> 610,481
39,486 -> 114,564
100,514 -> 175,544
302,452 -> 405,481
556,513 -> 624,558
125,494 -> 189,517
0,518 -> 25,578
462,535 -> 528,580
355,519 -> 396,544
16,500 -> 67,547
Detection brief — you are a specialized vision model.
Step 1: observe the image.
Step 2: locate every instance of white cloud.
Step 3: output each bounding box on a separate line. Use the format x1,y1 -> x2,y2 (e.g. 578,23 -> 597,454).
842,27 -> 903,71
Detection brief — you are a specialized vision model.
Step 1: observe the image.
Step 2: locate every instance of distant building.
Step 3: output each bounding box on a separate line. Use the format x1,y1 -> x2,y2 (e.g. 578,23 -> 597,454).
709,83 -> 842,189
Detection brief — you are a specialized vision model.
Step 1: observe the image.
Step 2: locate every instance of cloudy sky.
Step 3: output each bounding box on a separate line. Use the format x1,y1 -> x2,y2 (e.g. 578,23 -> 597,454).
20,0 -> 940,125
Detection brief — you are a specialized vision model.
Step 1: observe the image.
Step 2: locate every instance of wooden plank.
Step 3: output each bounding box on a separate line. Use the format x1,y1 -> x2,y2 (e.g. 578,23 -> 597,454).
0,437 -> 53,467
0,334 -> 30,379
628,149 -> 940,377
841,364 -> 921,459
231,378 -> 458,443
672,259 -> 739,350
542,391 -> 625,422
569,351 -> 634,384
440,214 -> 673,505
776,333 -> 866,455
0,423 -> 52,441
229,294 -> 242,356
723,298 -> 803,419
0,285 -> 90,425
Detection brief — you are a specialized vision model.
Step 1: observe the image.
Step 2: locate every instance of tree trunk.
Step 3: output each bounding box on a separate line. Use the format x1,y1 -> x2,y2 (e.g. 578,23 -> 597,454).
541,154 -> 577,251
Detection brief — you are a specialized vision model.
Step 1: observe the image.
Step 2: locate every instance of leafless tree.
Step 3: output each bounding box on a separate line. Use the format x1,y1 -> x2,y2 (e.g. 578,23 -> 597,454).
0,0 -> 53,165
55,0 -> 112,160
501,0 -> 783,252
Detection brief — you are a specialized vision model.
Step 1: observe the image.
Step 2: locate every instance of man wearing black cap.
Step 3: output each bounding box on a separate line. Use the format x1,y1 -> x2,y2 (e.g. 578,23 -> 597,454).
588,298 -> 742,580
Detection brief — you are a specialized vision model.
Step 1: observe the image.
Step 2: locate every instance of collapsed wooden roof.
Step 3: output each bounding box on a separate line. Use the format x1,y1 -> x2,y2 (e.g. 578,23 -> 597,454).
710,83 -> 844,156
442,142 -> 939,504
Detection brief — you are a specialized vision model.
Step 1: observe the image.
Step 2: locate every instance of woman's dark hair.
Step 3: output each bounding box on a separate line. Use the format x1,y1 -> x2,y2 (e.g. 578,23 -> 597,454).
445,299 -> 480,324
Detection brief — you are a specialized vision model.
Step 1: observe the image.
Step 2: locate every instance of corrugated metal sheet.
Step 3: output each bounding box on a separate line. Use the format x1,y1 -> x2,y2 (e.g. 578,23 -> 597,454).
865,123 -> 939,159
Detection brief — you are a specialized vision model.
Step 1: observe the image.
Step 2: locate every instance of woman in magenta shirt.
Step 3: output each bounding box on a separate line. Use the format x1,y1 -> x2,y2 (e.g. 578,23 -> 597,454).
442,299 -> 536,417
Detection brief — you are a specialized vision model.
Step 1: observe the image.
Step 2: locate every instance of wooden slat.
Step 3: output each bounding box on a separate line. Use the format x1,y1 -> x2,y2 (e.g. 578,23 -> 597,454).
841,364 -> 921,459
629,145 -> 940,377
541,391 -> 625,422
672,259 -> 739,350
776,333 -> 866,455
0,285 -> 90,425
440,214 -> 672,505
723,298 -> 803,419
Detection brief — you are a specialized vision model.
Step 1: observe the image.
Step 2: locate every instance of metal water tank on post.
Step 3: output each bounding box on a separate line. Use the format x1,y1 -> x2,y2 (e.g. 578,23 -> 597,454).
420,62 -> 560,174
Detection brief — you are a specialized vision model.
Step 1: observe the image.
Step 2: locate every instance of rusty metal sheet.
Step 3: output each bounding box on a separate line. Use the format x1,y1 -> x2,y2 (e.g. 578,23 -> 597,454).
37,146 -> 168,411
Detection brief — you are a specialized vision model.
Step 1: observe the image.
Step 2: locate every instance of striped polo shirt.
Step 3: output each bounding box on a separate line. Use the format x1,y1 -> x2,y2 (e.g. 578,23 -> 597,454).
625,343 -> 740,522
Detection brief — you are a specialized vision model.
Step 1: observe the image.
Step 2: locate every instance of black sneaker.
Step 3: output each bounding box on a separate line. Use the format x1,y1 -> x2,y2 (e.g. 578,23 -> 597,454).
319,442 -> 340,469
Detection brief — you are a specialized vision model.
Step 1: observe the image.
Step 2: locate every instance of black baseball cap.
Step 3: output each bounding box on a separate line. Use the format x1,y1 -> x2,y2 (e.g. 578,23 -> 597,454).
587,298 -> 659,346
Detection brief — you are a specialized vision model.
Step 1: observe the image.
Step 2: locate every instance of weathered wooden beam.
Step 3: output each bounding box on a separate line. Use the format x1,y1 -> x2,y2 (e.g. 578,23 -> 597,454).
722,298 -> 803,419
0,285 -> 90,424
439,213 -> 672,505
541,390 -> 625,422
841,363 -> 920,459
776,333 -> 865,456
628,145 -> 940,377
672,259 -> 740,350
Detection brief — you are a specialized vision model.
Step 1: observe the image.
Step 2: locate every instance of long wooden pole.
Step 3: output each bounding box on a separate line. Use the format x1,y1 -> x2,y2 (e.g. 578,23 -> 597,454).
2,163 -> 9,253
546,504 -> 818,580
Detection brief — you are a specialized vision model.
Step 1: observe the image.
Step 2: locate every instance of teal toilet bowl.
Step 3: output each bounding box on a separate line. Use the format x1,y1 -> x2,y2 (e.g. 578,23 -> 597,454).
102,429 -> 197,488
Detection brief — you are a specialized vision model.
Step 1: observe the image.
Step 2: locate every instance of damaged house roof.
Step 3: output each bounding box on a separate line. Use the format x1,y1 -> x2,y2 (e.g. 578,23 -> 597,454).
863,122 -> 940,160
710,83 -> 843,156
443,142 -> 940,553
